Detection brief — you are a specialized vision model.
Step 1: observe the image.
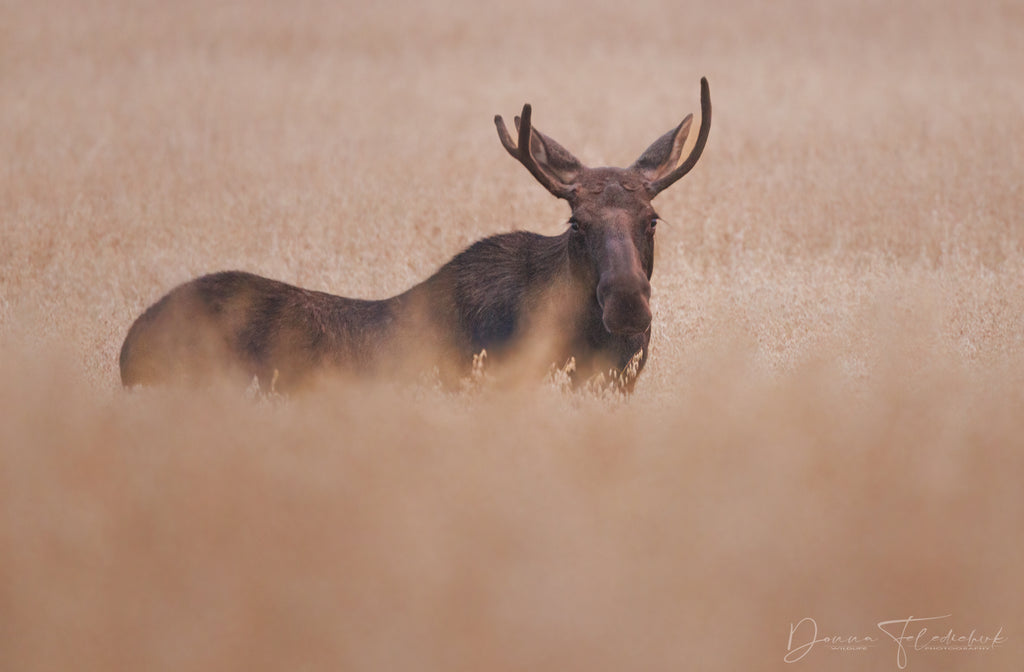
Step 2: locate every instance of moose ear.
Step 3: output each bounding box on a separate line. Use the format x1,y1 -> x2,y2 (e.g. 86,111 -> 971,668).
514,116 -> 584,186
630,114 -> 693,182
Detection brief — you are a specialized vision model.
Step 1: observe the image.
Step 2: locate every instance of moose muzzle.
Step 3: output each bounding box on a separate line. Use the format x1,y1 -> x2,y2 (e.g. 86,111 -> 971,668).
597,272 -> 652,336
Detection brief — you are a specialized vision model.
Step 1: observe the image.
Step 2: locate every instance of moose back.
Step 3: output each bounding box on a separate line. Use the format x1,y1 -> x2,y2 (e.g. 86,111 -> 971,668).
119,79 -> 711,391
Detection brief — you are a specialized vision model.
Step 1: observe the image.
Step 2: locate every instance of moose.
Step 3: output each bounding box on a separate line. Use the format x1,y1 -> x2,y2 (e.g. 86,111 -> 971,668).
119,78 -> 711,392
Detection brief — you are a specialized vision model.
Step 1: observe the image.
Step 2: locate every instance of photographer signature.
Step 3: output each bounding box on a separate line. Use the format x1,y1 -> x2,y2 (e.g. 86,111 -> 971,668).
785,614 -> 1006,669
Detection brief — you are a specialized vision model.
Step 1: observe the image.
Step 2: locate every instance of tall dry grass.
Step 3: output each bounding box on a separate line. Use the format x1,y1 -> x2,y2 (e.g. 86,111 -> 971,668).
2,0 -> 1023,670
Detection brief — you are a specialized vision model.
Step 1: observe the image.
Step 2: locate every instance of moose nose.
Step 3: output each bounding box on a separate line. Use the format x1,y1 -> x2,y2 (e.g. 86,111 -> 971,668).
597,274 -> 652,335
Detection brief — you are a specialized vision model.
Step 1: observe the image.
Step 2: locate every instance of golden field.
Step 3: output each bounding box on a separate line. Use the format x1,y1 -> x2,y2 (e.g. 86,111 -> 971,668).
1,0 -> 1022,669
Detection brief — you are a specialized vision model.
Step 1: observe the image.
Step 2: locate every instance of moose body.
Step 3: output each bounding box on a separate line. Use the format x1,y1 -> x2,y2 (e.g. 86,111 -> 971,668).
119,79 -> 711,391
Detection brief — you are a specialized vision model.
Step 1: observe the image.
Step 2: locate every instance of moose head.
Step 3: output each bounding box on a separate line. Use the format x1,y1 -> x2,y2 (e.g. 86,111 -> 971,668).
494,78 -> 711,342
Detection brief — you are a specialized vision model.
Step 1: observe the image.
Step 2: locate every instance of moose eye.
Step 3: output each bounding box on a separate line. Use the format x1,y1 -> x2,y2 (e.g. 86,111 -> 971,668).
649,217 -> 659,231
569,219 -> 581,232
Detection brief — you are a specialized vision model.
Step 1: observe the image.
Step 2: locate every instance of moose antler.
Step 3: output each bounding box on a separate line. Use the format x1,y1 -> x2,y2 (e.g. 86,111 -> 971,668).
647,77 -> 712,196
495,105 -> 577,201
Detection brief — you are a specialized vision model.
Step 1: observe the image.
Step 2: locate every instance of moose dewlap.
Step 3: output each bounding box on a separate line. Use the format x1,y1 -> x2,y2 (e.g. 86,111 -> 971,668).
119,79 -> 712,392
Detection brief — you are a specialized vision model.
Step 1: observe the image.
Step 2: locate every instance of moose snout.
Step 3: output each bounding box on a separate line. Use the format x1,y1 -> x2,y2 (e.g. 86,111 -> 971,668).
596,274 -> 652,335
